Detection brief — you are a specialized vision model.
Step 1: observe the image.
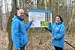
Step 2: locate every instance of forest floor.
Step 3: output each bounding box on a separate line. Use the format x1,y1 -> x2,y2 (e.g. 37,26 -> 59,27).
0,29 -> 75,50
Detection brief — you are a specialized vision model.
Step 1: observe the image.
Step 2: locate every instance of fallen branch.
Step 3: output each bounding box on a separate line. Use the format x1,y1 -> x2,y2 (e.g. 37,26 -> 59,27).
65,40 -> 75,49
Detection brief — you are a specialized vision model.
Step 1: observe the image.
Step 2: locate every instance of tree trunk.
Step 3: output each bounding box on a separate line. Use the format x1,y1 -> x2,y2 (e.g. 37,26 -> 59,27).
44,0 -> 47,10
48,0 -> 52,10
7,0 -> 17,50
0,6 -> 2,30
31,0 -> 37,9
58,0 -> 60,15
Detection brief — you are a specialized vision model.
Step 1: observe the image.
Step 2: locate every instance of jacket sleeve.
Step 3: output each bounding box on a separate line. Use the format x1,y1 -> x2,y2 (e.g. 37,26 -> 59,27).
25,21 -> 32,31
11,20 -> 20,49
48,22 -> 52,32
54,25 -> 65,40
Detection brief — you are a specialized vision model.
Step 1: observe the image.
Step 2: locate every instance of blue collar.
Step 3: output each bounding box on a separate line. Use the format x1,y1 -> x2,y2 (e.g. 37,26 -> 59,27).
55,21 -> 62,25
17,16 -> 24,21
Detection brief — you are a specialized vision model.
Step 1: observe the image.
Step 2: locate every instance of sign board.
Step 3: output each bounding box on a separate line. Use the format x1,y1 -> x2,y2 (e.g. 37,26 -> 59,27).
28,8 -> 52,28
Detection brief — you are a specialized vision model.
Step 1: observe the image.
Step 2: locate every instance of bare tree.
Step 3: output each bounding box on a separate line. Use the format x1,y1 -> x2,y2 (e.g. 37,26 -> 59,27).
7,0 -> 17,50
0,1 -> 2,30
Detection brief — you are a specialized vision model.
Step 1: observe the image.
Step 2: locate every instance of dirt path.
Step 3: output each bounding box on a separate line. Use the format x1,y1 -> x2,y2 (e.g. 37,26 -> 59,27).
0,30 -> 75,50
0,30 -> 8,50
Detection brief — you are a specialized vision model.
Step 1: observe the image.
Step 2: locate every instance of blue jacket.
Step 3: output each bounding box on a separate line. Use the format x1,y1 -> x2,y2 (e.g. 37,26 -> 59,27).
48,22 -> 65,48
11,15 -> 32,49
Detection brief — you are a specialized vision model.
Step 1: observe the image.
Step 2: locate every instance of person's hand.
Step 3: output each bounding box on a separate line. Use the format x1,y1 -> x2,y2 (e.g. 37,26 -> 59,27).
48,21 -> 51,23
30,19 -> 34,22
18,48 -> 20,50
31,19 -> 34,22
51,37 -> 54,40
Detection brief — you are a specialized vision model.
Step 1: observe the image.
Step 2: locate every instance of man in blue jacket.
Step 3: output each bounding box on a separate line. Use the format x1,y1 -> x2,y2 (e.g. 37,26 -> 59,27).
11,9 -> 33,50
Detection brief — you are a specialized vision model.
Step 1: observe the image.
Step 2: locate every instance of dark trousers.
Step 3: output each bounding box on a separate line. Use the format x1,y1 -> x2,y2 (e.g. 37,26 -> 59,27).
54,46 -> 63,50
16,45 -> 25,50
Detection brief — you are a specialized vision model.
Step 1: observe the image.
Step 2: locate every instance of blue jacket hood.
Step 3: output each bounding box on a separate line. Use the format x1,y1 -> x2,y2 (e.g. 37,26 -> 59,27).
12,15 -> 17,20
12,15 -> 24,21
55,21 -> 64,25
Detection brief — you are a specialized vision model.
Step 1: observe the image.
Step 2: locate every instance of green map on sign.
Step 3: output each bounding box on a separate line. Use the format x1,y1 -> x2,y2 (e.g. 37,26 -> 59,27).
41,21 -> 48,26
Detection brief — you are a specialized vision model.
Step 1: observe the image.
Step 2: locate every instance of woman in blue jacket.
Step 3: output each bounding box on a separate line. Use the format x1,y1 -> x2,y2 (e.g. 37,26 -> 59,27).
47,15 -> 65,50
11,9 -> 33,50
